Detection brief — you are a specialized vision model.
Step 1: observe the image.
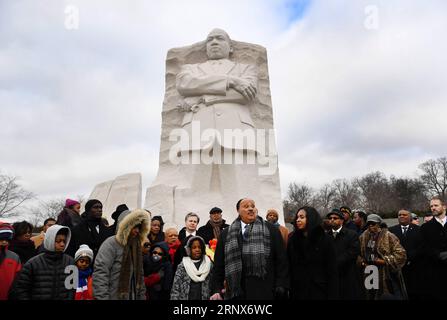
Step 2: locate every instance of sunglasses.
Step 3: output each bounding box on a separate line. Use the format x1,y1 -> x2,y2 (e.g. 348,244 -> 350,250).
152,251 -> 163,256
143,243 -> 151,248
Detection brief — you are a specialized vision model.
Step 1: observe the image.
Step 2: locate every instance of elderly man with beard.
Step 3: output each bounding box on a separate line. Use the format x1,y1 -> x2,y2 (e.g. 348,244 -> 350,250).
210,198 -> 288,300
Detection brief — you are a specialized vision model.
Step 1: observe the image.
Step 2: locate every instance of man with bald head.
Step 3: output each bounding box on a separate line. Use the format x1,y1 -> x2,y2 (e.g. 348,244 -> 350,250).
389,209 -> 423,299
266,209 -> 289,246
210,198 -> 289,300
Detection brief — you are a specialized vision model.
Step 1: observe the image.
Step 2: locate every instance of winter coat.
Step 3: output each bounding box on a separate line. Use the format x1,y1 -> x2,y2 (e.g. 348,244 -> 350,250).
389,224 -> 424,299
66,214 -> 113,259
170,260 -> 213,300
143,242 -> 173,300
212,220 -> 289,299
419,218 -> 447,299
8,239 -> 37,264
358,229 -> 407,300
93,209 -> 150,300
328,227 -> 364,300
288,226 -> 339,300
0,248 -> 22,300
12,225 -> 75,300
198,220 -> 229,244
56,207 -> 81,230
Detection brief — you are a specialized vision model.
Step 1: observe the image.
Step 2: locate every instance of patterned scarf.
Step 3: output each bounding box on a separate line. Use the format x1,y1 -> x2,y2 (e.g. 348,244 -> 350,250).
224,216 -> 270,299
209,219 -> 225,240
118,237 -> 144,300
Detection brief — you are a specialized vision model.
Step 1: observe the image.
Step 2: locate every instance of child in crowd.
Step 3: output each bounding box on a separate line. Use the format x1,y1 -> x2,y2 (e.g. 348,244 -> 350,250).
170,236 -> 213,300
13,225 -> 75,300
74,244 -> 94,300
0,223 -> 22,300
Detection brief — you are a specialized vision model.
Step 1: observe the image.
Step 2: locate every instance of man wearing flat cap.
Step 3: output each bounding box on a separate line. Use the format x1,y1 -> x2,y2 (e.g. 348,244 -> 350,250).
326,209 -> 363,300
198,207 -> 229,244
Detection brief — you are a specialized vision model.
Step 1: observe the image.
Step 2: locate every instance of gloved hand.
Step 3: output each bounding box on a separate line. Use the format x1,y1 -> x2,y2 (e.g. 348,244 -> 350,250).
274,286 -> 288,300
439,251 -> 447,262
158,269 -> 165,278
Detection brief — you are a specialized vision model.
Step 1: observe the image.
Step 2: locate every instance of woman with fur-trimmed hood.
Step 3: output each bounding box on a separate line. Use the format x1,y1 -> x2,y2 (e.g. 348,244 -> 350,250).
93,209 -> 150,300
358,214 -> 407,300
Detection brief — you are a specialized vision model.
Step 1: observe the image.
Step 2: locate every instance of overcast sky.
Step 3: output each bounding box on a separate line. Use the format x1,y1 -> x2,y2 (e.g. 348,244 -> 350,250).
1,0 -> 446,215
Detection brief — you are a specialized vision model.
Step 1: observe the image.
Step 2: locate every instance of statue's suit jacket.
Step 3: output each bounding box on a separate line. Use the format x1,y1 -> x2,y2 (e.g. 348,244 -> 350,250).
176,58 -> 258,151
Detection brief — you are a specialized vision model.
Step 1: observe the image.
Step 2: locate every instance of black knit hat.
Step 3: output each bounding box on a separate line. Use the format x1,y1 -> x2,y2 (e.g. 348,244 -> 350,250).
111,204 -> 129,221
84,199 -> 102,212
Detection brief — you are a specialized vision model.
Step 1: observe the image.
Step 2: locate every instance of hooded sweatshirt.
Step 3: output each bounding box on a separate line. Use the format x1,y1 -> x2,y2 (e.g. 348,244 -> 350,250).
13,225 -> 75,300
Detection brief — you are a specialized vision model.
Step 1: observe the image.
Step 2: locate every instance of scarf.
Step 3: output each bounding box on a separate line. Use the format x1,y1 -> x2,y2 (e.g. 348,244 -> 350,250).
118,237 -> 144,300
209,219 -> 224,240
78,268 -> 93,289
224,216 -> 270,299
182,255 -> 212,283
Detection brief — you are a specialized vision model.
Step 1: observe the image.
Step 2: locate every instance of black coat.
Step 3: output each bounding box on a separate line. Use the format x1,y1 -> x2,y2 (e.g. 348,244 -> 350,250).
66,218 -> 113,259
8,239 -> 37,264
211,221 -> 289,300
287,227 -> 339,300
12,252 -> 75,300
419,218 -> 447,299
389,224 -> 424,298
328,227 -> 364,300
197,220 -> 229,244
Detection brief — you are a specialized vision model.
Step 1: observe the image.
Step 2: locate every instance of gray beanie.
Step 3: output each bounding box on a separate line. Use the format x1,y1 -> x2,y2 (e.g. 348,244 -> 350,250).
75,244 -> 94,263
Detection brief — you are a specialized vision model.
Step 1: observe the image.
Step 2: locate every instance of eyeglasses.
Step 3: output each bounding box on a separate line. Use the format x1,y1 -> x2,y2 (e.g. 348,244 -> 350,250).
152,251 -> 163,256
143,243 -> 151,248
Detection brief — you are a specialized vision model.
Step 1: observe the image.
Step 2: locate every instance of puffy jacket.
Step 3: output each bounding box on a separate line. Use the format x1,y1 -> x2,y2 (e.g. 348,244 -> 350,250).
0,248 -> 22,300
13,225 -> 75,300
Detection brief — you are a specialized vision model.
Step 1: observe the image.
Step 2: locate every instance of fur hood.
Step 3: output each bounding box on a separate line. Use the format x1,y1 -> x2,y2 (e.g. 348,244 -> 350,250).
116,209 -> 151,246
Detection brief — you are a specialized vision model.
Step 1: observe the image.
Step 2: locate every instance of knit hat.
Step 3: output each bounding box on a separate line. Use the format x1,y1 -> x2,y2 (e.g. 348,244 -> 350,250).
75,244 -> 94,263
366,214 -> 382,225
340,206 -> 352,217
84,199 -> 102,212
65,198 -> 80,208
111,204 -> 129,221
0,223 -> 14,241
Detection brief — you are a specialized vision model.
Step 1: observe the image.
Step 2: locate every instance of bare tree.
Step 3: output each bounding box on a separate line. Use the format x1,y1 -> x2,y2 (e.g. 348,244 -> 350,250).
313,184 -> 336,215
389,176 -> 428,212
356,171 -> 393,214
419,157 -> 447,200
28,198 -> 65,228
283,182 -> 315,222
0,173 -> 34,218
332,179 -> 360,209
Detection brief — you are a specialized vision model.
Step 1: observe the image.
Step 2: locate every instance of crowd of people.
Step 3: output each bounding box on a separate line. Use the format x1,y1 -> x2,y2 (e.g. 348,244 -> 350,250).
0,195 -> 446,300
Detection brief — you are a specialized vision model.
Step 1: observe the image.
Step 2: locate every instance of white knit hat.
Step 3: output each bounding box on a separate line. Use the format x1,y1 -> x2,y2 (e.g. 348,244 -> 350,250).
74,244 -> 94,263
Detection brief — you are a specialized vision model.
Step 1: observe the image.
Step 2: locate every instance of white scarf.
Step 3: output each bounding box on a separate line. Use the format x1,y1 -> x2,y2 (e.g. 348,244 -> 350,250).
182,255 -> 211,283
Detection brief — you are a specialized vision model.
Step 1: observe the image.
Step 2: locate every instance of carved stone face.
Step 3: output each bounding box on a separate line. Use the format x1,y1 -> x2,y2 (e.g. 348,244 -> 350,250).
206,29 -> 232,60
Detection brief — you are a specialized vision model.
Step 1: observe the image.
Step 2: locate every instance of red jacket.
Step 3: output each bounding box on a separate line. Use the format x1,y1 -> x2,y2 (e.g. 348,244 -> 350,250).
0,248 -> 22,300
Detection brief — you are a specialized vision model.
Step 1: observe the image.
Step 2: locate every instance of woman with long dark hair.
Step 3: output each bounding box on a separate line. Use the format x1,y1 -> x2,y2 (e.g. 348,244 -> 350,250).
287,206 -> 339,300
9,221 -> 37,264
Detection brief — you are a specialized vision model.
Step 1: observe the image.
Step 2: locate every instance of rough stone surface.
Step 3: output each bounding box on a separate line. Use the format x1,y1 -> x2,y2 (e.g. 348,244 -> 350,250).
89,173 -> 142,223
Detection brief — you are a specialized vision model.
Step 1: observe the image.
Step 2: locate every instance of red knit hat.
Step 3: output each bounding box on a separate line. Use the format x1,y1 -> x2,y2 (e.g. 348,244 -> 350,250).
0,222 -> 14,241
